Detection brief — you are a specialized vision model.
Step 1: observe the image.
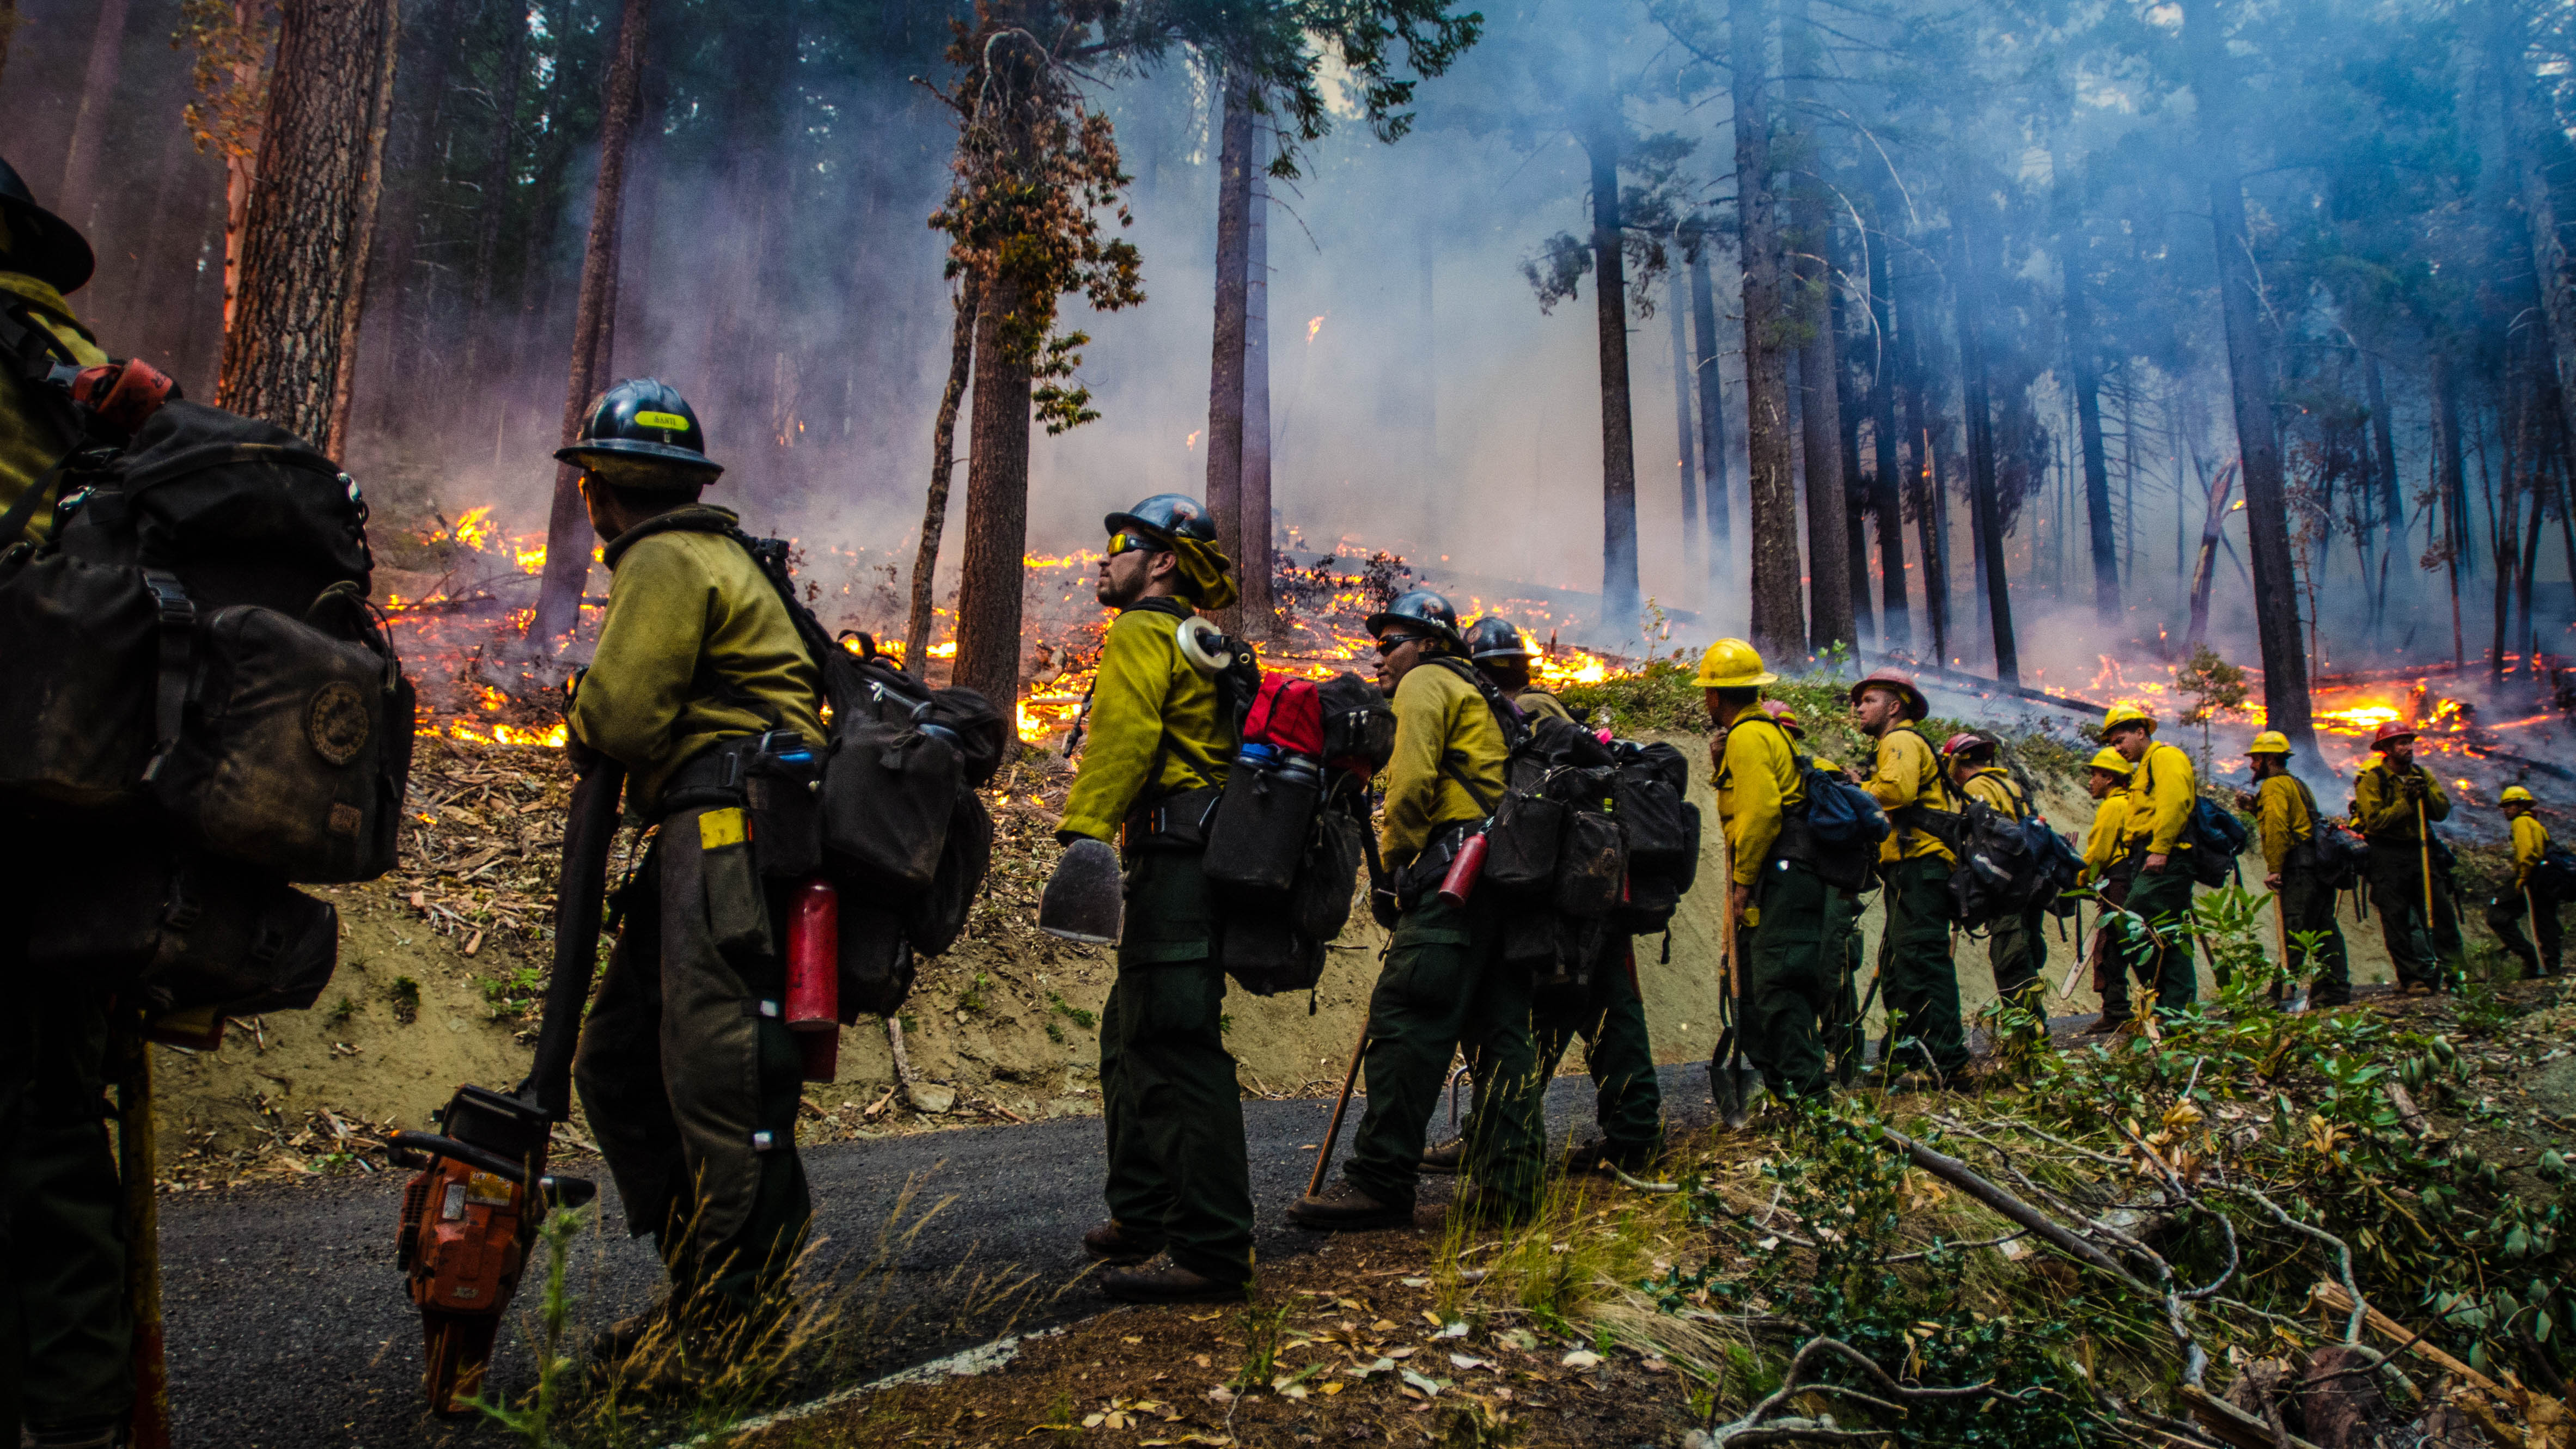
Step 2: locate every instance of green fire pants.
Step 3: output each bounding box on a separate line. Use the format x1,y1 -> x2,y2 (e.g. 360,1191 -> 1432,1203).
1527,938 -> 1663,1160
1877,857 -> 1968,1076
2367,850 -> 2464,989
1098,847 -> 1254,1287
0,982 -> 129,1440
2279,866 -> 2352,1002
576,809 -> 811,1313
2485,883 -> 2561,979
1743,858 -> 1861,1100
1344,892 -> 1542,1216
2119,864 -> 2201,1018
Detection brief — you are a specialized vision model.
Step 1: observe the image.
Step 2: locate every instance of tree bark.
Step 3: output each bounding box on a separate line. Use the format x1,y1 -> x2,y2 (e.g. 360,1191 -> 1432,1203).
1786,3 -> 1852,655
2181,0 -> 2313,751
952,274 -> 1036,716
2501,7 -> 2576,475
322,3 -> 400,460
2184,463 -> 2237,652
2365,352 -> 2403,617
1242,132 -> 1275,633
1952,170 -> 2017,683
372,0 -> 465,439
1669,263 -> 1702,598
1688,247 -> 1731,574
1865,216 -> 1907,649
906,273 -> 981,670
218,0 -> 271,337
216,0 -> 401,451
1585,77 -> 1642,641
57,0 -> 130,231
1730,0 -> 1803,662
529,0 -> 647,644
1203,75 -> 1254,633
1836,294 -> 1872,646
2068,256 -> 2120,625
462,0 -> 529,379
2434,352 -> 2468,667
1902,272 -> 1948,664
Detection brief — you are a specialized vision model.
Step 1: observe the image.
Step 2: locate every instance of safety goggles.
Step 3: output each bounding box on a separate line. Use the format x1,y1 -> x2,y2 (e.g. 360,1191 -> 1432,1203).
1374,633 -> 1427,657
1106,530 -> 1167,558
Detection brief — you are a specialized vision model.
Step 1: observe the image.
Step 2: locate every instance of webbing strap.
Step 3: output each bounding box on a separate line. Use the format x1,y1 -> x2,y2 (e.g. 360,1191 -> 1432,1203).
139,569 -> 196,784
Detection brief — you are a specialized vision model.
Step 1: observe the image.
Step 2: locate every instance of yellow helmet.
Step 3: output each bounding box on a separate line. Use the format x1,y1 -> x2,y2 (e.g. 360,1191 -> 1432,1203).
2102,704 -> 2156,734
2247,731 -> 2292,756
2501,785 -> 2536,805
2087,748 -> 2133,777
1693,638 -> 1778,688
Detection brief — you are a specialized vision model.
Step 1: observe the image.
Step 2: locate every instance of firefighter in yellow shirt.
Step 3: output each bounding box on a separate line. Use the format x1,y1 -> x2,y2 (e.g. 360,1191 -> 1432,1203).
1850,669 -> 1967,1080
2248,732 -> 2350,1006
2352,721 -> 2463,993
2485,785 -> 2558,978
1942,733 -> 2046,1018
2102,705 -> 2200,1018
2076,749 -> 2139,1032
1290,591 -> 1540,1230
1765,703 -> 1871,1083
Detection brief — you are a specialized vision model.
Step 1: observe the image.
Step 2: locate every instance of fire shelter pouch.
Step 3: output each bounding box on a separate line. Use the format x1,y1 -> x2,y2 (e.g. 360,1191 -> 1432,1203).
836,900 -> 915,1021
1612,762 -> 1690,874
1290,804 -> 1366,942
1555,809 -> 1627,916
24,845 -> 338,1015
696,806 -> 772,959
1481,785 -> 1565,894
1204,756 -> 1321,895
821,716 -> 959,893
0,548 -> 156,809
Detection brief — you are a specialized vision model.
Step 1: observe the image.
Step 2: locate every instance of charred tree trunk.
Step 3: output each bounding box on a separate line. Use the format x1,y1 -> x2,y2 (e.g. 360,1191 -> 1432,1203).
2365,352 -> 2403,625
2501,14 -> 2576,470
1730,0 -> 1803,661
462,0 -> 529,379
2435,351 -> 2468,668
323,4 -> 400,457
1585,80 -> 1642,640
1786,6 -> 1851,655
529,0 -> 648,644
1952,171 -> 2017,684
216,0 -> 401,453
1865,216 -> 1908,649
2068,261 -> 2120,624
951,274 -> 1035,714
1669,264 -> 1702,597
1242,146 -> 1274,632
905,274 -> 983,671
1835,282 -> 1872,645
218,0 -> 272,337
1688,246 -> 1731,575
370,0 -> 464,441
57,0 -> 130,230
1902,273 -> 1948,664
1204,75 -> 1254,631
2181,0 -> 2313,751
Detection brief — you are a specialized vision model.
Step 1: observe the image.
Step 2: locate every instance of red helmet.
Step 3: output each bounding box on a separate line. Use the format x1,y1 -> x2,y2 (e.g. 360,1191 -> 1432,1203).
1759,699 -> 1804,736
2372,720 -> 2418,749
1848,668 -> 1930,722
1940,731 -> 1995,761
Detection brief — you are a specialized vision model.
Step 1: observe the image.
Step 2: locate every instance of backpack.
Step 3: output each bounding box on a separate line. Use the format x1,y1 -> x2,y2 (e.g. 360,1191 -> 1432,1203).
1723,715 -> 1888,893
1316,671 -> 1397,778
2184,797 -> 2251,888
2533,842 -> 2576,898
1949,798 -> 2085,928
2288,777 -> 2367,891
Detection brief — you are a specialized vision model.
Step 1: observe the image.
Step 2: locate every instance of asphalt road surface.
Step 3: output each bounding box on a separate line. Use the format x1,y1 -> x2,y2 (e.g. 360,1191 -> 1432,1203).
160,1063 -> 1720,1448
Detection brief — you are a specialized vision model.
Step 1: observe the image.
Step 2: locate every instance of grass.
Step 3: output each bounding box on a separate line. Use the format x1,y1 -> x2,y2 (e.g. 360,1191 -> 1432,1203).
390,975 -> 422,1025
478,965 -> 543,1019
1044,992 -> 1096,1030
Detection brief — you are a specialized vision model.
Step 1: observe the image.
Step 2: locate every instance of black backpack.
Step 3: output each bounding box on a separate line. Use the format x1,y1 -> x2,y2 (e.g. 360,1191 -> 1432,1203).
2533,842 -> 2576,898
2184,797 -> 2252,888
1723,714 -> 1886,894
1949,798 -> 2084,928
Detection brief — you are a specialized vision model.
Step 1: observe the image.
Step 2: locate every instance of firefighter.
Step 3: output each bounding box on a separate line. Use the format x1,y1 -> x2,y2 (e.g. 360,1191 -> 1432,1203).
2076,749 -> 2138,1032
2102,705 -> 2200,1018
1762,703 -> 1870,1084
1941,733 -> 2047,1020
2352,721 -> 2464,994
1049,493 -> 1254,1302
1705,641 -> 1854,1102
558,380 -> 827,1353
0,153 -> 130,1449
1420,618 -> 1662,1176
2485,785 -> 2558,979
2248,732 -> 2352,1006
1850,669 -> 1968,1081
1290,591 -> 1543,1230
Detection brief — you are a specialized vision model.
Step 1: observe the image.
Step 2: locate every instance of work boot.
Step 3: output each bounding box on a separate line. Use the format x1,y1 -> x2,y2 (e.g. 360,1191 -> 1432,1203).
1286,1178 -> 1412,1232
1564,1138 -> 1657,1178
1097,1251 -> 1248,1304
1448,1184 -> 1537,1229
2078,1012 -> 2128,1036
1420,1137 -> 1467,1175
1081,1219 -> 1159,1266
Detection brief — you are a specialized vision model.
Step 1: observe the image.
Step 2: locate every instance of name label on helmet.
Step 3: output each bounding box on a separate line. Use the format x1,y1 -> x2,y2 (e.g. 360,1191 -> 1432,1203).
636,409 -> 690,431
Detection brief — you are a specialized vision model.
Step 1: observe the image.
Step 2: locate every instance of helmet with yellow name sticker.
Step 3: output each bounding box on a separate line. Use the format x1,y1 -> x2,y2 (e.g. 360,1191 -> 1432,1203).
556,378 -> 722,485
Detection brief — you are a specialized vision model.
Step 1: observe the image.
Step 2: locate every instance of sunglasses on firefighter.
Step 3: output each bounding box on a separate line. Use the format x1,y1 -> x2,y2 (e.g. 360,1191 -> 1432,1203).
1106,530 -> 1169,558
1374,633 -> 1429,657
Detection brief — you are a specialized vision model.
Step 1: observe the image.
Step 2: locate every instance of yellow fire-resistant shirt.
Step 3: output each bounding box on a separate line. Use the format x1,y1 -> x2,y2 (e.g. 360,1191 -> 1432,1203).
2254,773 -> 2318,875
1378,658 -> 1507,870
1863,725 -> 1956,866
2120,741 -> 2199,856
2352,761 -> 2450,843
1961,766 -> 2028,820
1515,688 -> 1576,725
1715,713 -> 1805,888
2511,812 -> 2550,890
567,507 -> 826,817
1058,601 -> 1229,844
2081,788 -> 2130,886
1,272 -> 109,543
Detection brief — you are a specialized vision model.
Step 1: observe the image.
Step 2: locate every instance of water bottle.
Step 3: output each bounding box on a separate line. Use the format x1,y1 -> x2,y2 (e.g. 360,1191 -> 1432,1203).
1274,753 -> 1323,792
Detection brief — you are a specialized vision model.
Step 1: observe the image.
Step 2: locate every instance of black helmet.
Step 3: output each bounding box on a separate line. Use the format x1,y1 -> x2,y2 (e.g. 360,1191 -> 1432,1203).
1102,493 -> 1216,546
553,378 -> 722,482
1463,617 -> 1531,663
1364,588 -> 1461,649
0,153 -> 95,295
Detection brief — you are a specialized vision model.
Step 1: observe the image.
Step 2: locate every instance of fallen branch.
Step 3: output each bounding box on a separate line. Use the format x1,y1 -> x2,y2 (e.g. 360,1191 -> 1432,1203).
2308,1280 -> 2509,1399
1874,1125 -> 2154,1293
2177,1384 -> 2325,1449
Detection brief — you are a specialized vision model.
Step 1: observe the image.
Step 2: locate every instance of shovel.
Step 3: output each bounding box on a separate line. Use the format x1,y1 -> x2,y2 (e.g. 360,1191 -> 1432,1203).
2277,890 -> 2311,1014
1708,829 -> 1760,1128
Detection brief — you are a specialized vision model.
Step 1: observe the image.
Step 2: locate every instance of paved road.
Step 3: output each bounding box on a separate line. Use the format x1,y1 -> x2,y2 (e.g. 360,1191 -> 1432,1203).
160,1064 -> 1718,1448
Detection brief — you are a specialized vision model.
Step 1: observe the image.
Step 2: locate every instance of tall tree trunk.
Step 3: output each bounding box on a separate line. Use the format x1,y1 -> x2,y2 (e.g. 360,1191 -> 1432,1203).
2365,351 -> 2403,620
462,0 -> 529,380
1688,246 -> 1731,576
1585,81 -> 1641,640
528,0 -> 646,644
323,3 -> 400,458
1902,274 -> 1946,663
2068,258 -> 2120,624
2500,7 -> 2576,470
1242,143 -> 1274,632
1835,282 -> 1872,645
1786,5 -> 1851,654
2183,464 -> 2237,652
952,275 -> 1035,716
1730,0 -> 1803,661
57,0 -> 130,231
371,0 -> 463,439
2435,351 -> 2468,667
1952,171 -> 2017,683
1865,218 -> 1908,648
218,0 -> 272,337
2181,0 -> 2313,749
2493,413 -> 2521,680
906,272 -> 981,671
1669,263 -> 1701,598
1204,75 -> 1253,631
216,0 -> 401,451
